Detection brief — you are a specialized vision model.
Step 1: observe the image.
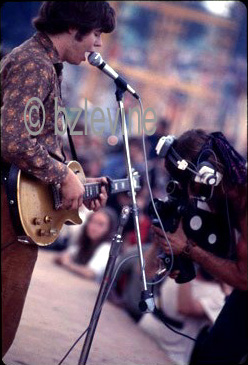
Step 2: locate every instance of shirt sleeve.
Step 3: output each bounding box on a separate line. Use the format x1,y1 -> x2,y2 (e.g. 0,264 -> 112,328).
87,243 -> 111,278
1,57 -> 68,185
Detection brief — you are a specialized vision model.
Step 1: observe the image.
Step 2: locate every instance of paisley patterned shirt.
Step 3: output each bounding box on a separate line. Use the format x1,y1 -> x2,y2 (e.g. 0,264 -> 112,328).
1,32 -> 68,185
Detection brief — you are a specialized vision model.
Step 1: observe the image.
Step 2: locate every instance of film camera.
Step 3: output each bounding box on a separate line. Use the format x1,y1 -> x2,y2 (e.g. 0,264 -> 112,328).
148,180 -> 232,283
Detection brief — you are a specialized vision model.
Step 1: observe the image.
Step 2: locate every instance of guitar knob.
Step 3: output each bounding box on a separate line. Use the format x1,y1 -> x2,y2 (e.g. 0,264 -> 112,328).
38,229 -> 46,236
33,217 -> 42,225
44,215 -> 52,223
49,229 -> 58,236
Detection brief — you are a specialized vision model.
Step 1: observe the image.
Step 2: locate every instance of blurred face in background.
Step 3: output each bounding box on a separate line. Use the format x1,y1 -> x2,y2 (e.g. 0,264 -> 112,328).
86,211 -> 110,243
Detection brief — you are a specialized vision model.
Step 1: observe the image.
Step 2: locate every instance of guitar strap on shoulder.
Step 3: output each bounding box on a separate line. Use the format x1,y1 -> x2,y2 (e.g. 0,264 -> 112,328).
67,126 -> 78,162
54,61 -> 78,163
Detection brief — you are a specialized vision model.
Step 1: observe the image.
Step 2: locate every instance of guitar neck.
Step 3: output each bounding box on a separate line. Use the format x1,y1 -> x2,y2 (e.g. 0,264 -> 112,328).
83,178 -> 130,201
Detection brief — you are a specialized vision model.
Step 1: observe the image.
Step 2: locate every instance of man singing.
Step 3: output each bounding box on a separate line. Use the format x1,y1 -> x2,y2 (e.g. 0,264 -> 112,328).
1,2 -> 115,356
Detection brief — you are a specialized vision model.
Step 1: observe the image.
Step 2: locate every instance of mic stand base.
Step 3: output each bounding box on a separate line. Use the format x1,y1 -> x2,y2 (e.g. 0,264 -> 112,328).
78,207 -> 130,365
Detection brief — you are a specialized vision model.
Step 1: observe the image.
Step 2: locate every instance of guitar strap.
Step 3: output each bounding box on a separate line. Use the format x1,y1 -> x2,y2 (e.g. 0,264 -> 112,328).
2,162 -> 25,238
54,62 -> 78,163
67,125 -> 78,161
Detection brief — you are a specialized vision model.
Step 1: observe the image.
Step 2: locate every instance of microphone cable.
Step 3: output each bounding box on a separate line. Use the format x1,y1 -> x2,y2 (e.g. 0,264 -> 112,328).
137,97 -> 175,286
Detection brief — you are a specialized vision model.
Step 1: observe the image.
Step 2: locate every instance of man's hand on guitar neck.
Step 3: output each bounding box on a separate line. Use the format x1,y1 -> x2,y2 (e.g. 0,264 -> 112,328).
60,169 -> 108,211
84,177 -> 108,211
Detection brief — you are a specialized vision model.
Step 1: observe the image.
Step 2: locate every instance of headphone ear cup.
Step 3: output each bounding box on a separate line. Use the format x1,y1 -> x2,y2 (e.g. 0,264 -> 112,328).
195,162 -> 222,186
156,135 -> 176,159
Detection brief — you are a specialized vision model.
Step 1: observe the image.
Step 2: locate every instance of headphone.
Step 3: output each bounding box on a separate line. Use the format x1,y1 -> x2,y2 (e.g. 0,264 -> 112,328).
155,135 -> 223,186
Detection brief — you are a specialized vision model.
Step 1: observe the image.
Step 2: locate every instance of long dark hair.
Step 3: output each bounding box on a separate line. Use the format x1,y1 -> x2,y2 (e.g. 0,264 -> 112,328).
32,1 -> 115,39
165,129 -> 224,187
165,129 -> 247,189
165,129 -> 247,230
74,207 -> 117,264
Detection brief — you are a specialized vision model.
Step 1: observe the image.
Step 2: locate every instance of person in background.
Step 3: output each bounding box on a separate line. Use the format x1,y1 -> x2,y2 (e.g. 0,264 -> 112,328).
54,207 -> 117,282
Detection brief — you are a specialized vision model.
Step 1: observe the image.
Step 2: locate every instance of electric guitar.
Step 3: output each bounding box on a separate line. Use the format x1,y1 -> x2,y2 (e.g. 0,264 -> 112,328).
13,161 -> 140,246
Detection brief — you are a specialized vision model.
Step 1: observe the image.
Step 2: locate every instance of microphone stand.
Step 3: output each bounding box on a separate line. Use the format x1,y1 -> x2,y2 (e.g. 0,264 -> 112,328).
78,206 -> 130,365
78,85 -> 154,365
114,85 -> 154,314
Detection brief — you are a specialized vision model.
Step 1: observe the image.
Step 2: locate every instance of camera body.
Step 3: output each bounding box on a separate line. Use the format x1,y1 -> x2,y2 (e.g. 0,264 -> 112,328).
149,196 -> 196,284
149,181 -> 231,283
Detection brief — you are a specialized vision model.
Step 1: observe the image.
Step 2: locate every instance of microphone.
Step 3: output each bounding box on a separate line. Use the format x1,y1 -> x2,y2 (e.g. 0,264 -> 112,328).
88,52 -> 140,100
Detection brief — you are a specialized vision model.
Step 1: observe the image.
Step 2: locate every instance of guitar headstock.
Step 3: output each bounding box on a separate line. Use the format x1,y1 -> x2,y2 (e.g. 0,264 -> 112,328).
106,170 -> 141,196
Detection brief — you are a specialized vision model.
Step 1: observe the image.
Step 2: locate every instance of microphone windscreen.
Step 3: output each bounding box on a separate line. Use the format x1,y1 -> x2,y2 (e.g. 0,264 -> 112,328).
88,52 -> 103,67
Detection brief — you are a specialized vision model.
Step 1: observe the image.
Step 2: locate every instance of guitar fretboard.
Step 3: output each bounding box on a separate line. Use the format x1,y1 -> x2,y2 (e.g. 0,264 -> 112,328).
111,179 -> 130,193
83,183 -> 101,200
83,179 -> 130,200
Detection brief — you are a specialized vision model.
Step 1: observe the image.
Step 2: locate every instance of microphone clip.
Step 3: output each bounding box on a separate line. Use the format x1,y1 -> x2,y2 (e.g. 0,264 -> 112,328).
139,290 -> 155,313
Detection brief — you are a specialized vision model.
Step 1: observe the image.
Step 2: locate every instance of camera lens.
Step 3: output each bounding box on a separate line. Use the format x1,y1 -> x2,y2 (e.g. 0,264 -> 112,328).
166,180 -> 180,196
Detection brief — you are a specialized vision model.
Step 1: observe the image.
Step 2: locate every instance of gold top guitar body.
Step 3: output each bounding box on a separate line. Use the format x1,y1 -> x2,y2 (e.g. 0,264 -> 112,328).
17,161 -> 84,246
16,161 -> 140,246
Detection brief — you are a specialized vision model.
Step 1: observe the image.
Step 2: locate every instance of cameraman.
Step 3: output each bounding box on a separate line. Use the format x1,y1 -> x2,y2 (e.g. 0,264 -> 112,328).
151,129 -> 247,364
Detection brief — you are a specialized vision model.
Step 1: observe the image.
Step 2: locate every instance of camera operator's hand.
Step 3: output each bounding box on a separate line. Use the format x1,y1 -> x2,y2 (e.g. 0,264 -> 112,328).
169,270 -> 180,280
151,220 -> 188,255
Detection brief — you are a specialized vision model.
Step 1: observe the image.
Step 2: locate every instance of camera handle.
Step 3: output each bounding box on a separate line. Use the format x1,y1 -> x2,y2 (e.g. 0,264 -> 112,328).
159,251 -> 196,283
